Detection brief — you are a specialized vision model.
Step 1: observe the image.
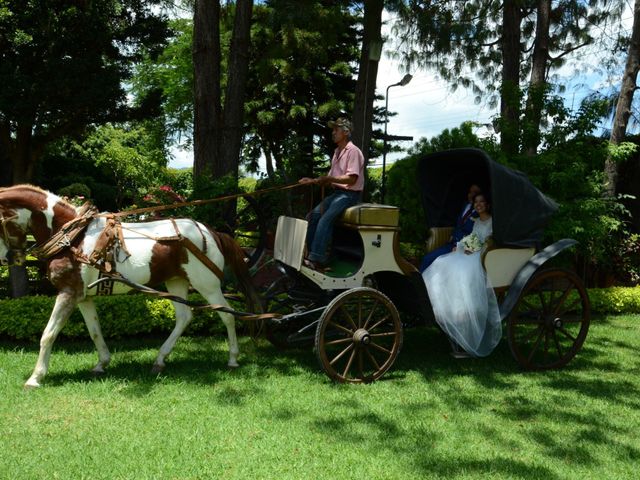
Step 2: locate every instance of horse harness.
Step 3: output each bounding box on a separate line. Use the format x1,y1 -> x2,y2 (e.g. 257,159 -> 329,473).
30,204 -> 225,283
0,212 -> 25,267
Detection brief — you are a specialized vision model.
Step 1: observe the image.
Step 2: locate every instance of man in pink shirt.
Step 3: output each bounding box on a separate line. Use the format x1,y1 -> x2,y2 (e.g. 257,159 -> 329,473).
299,117 -> 364,269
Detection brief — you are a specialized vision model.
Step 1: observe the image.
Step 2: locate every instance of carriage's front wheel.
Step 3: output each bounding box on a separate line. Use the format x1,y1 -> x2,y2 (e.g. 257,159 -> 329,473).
315,288 -> 403,383
507,268 -> 590,370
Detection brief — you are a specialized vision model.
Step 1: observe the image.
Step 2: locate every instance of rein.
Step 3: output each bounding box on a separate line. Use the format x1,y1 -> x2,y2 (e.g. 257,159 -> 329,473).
98,181 -> 306,219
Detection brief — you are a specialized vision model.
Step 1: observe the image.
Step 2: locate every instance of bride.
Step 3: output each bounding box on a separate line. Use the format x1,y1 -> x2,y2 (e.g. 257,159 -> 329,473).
422,193 -> 501,357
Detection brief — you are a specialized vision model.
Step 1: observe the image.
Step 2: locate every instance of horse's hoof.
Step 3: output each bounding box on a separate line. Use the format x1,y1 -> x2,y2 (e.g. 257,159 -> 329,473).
91,368 -> 105,377
151,364 -> 164,374
24,380 -> 41,390
227,362 -> 239,369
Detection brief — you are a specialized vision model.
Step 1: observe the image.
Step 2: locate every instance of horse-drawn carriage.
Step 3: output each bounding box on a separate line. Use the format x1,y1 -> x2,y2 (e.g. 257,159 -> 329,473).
0,148 -> 590,388
261,148 -> 590,382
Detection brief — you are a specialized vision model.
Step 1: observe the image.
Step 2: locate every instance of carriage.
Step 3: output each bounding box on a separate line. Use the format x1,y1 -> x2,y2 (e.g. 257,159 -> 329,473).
260,148 -> 591,383
0,148 -> 590,388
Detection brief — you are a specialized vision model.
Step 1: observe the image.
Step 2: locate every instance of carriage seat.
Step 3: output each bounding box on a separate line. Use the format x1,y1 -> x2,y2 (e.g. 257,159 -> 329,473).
425,227 -> 454,253
424,227 -> 535,289
339,203 -> 399,228
482,245 -> 535,289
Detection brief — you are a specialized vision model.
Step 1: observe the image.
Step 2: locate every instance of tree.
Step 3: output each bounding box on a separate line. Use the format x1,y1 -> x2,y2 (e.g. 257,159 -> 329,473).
192,0 -> 222,180
392,0 -> 624,155
192,0 -> 253,183
606,0 -> 640,196
0,0 -> 169,185
351,0 -> 384,162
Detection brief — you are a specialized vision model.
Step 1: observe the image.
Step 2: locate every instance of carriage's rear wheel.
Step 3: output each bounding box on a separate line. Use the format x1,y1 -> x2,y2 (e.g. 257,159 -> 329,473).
315,288 -> 403,383
507,268 -> 590,370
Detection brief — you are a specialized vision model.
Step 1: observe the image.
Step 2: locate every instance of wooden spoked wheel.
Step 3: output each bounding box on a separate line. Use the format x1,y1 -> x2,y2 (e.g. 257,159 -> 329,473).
315,288 -> 403,383
507,268 -> 590,370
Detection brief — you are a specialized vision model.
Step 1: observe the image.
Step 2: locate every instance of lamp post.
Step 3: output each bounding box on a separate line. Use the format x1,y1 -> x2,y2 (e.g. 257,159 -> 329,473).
381,73 -> 412,204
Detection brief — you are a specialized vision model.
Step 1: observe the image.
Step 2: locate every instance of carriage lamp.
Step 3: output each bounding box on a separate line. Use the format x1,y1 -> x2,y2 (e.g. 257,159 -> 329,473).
382,73 -> 413,203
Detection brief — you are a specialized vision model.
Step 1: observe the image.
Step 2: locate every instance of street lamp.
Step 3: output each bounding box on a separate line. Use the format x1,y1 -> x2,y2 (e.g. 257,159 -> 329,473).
381,73 -> 412,204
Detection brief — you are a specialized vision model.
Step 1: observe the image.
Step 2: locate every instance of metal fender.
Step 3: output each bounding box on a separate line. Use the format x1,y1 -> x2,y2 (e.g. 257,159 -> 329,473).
499,239 -> 578,321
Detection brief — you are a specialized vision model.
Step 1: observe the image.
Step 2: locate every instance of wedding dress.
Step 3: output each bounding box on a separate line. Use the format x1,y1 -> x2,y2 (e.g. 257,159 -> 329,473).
422,217 -> 502,357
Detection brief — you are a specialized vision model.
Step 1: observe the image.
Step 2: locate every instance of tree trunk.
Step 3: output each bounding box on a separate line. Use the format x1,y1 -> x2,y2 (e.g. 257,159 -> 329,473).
606,0 -> 640,196
218,0 -> 253,180
351,0 -> 384,163
193,0 -> 222,180
9,265 -> 30,298
500,0 -> 522,156
523,0 -> 551,156
0,138 -> 11,187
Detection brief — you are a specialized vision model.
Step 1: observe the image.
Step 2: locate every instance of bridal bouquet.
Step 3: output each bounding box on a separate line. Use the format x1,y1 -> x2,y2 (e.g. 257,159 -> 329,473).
459,233 -> 483,253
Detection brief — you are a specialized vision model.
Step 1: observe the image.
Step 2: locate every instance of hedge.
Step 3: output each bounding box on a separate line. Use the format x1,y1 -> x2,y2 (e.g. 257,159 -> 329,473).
0,287 -> 639,341
0,294 -> 232,341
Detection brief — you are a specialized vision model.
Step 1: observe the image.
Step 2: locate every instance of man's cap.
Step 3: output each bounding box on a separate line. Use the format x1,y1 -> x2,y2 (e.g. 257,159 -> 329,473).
328,117 -> 352,132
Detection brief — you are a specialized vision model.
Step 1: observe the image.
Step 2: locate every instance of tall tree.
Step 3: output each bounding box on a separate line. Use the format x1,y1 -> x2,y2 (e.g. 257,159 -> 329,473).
522,0 -> 550,156
219,0 -> 254,181
606,0 -> 640,196
392,0 -> 624,155
351,0 -> 384,162
192,0 -> 221,180
500,0 -> 523,156
0,0 -> 168,185
192,0 -> 253,183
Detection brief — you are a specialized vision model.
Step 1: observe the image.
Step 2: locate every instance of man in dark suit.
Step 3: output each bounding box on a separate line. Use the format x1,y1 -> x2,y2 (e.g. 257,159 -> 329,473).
419,184 -> 482,272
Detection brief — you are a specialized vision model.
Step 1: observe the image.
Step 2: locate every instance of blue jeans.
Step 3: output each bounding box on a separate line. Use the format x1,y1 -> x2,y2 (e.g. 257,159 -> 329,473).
306,190 -> 360,264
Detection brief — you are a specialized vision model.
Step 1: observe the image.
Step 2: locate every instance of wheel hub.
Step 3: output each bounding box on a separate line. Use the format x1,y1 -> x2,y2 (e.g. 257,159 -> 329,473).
353,328 -> 371,345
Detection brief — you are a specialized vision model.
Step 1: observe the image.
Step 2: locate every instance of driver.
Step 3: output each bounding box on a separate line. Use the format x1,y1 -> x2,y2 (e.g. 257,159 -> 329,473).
298,117 -> 365,271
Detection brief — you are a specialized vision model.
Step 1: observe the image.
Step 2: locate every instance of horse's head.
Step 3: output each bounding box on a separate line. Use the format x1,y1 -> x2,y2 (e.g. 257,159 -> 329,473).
0,212 -> 27,267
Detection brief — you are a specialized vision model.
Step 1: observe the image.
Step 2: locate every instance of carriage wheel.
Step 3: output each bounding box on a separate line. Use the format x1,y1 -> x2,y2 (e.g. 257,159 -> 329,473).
262,275 -> 299,348
507,268 -> 590,370
315,287 -> 403,383
233,195 -> 268,269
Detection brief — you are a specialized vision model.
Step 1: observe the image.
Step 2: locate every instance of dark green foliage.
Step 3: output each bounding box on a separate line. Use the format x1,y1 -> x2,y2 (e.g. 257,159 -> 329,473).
0,294 -> 229,341
57,183 -> 92,201
37,123 -> 169,210
0,0 -> 170,183
509,97 -> 635,285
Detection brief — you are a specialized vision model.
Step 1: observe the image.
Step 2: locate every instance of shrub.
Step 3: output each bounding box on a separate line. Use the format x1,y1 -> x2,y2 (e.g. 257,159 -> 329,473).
0,294 -> 234,341
1,287 -> 638,340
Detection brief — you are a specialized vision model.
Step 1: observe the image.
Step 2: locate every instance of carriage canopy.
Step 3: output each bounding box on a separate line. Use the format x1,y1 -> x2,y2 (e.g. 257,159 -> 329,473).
417,148 -> 558,247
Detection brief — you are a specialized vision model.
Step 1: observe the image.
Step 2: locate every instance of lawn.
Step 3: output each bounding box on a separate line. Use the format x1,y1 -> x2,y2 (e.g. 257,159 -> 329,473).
1,314 -> 639,479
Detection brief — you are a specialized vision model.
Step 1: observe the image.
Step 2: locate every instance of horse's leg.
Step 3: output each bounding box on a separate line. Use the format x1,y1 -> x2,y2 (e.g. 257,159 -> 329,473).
193,283 -> 239,368
151,278 -> 193,374
25,291 -> 77,389
77,298 -> 111,375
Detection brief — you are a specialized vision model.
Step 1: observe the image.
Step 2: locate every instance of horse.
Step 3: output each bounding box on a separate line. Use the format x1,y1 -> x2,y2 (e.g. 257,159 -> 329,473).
0,184 -> 261,388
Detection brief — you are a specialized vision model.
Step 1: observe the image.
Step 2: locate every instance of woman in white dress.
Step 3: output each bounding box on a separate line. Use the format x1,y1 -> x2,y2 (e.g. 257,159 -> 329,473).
422,194 -> 502,357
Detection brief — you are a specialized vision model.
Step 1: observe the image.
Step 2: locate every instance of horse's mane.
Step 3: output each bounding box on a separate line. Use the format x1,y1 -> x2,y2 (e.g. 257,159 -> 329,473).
214,231 -> 263,314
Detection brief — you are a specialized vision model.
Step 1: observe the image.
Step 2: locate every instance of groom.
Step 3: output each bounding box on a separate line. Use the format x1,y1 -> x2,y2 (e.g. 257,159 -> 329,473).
419,183 -> 482,272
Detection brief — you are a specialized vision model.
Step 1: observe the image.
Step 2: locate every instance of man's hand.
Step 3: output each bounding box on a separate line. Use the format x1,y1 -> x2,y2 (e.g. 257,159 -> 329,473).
298,177 -> 317,185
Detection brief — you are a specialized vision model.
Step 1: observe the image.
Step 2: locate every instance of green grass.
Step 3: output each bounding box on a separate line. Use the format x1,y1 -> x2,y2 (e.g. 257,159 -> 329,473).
1,315 -> 639,479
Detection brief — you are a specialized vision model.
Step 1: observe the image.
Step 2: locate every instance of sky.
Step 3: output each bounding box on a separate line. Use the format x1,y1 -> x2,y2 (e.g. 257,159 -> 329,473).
168,8 -> 633,171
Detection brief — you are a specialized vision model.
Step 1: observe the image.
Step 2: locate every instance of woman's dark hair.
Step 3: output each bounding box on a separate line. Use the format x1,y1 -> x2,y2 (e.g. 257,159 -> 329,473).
472,192 -> 491,213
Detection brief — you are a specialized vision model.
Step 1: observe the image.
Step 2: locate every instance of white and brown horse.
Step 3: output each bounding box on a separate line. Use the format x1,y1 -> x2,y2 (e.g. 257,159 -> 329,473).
0,185 -> 260,388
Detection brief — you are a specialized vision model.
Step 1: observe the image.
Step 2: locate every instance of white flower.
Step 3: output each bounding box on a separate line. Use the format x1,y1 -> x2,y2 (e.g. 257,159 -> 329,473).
460,233 -> 483,253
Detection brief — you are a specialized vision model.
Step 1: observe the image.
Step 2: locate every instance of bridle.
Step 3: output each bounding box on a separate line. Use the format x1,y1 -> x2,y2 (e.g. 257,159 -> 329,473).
0,213 -> 26,267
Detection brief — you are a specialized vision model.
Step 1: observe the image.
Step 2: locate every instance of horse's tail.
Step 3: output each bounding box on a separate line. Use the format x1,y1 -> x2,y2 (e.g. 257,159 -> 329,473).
213,231 -> 263,316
